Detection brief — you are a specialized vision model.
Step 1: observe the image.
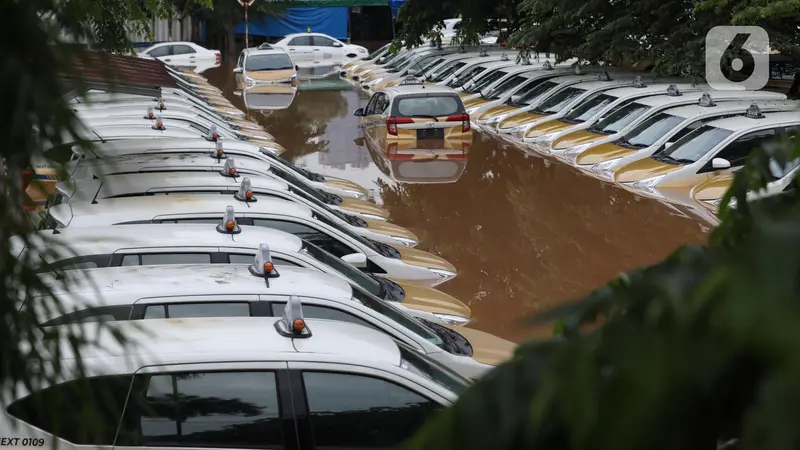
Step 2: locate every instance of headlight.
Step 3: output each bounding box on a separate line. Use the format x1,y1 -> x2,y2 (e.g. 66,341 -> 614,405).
466,107 -> 480,115
358,48 -> 367,54
359,213 -> 388,221
391,236 -> 418,247
366,78 -> 384,86
429,268 -> 457,281
245,76 -> 256,86
486,116 -> 502,124
633,175 -> 665,189
534,132 -> 559,145
433,313 -> 471,326
343,189 -> 366,199
590,158 -> 622,178
564,143 -> 592,157
709,197 -> 737,209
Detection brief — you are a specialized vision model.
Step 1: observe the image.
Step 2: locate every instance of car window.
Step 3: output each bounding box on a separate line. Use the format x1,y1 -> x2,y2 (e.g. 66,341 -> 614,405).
466,70 -> 507,93
711,128 -> 778,167
41,305 -> 133,326
351,288 -> 444,348
429,61 -> 465,82
7,375 -> 133,445
397,345 -> 470,395
168,218 -> 227,224
270,302 -> 379,331
532,87 -> 585,114
312,36 -> 336,47
119,371 -> 283,447
301,241 -> 382,297
132,253 -> 213,265
148,45 -> 171,57
486,74 -> 526,99
237,52 -> 245,68
252,219 -> 357,257
143,302 -> 251,319
246,54 -> 295,71
659,125 -> 735,163
376,93 -> 390,114
563,93 -> 616,123
394,95 -> 462,118
36,255 -> 109,272
228,253 -> 301,266
289,36 -> 313,46
173,45 -> 196,55
302,372 -> 439,448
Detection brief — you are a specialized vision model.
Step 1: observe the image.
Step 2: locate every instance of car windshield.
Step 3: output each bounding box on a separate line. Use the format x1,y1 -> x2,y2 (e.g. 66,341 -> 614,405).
562,93 -> 616,124
512,80 -> 559,106
590,101 -> 651,135
385,53 -> 414,69
769,158 -> 800,180
258,148 -> 322,182
351,288 -> 445,349
618,113 -> 685,149
367,44 -> 389,60
395,95 -> 462,117
655,125 -> 734,163
419,57 -> 445,74
532,87 -> 584,114
403,55 -> 438,73
311,212 -> 383,254
246,54 -> 294,71
300,241 -> 382,296
464,70 -> 507,94
398,344 -> 471,394
485,74 -> 526,100
430,61 -> 465,82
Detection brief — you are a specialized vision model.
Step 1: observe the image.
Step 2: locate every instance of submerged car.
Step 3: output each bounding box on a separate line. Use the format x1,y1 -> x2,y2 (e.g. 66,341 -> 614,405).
233,45 -> 299,87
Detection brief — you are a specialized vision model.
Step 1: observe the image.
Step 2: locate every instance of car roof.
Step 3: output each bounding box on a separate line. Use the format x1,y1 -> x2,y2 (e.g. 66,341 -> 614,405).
67,153 -> 271,174
632,89 -> 786,108
49,317 -> 402,376
48,194 -> 313,227
663,99 -> 798,118
599,82 -> 704,98
84,126 -> 201,139
382,84 -> 459,96
36,263 -> 353,301
470,59 -> 518,70
704,111 -> 800,131
282,32 -> 334,39
247,47 -> 291,57
16,223 -> 304,258
63,172 -> 290,199
84,138 -> 275,156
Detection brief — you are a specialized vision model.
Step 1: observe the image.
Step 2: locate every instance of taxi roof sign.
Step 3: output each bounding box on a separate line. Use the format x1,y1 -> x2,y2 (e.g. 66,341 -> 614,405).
633,76 -> 647,88
597,72 -> 612,81
274,295 -> 311,338
500,53 -> 509,61
145,106 -> 155,120
212,140 -> 227,159
249,243 -> 281,287
151,113 -> 165,130
745,103 -> 765,119
156,97 -> 166,110
698,92 -> 716,107
208,124 -> 220,142
666,84 -> 682,96
235,177 -> 257,202
221,157 -> 240,178
400,75 -> 424,86
217,205 -> 242,234
573,64 -> 583,75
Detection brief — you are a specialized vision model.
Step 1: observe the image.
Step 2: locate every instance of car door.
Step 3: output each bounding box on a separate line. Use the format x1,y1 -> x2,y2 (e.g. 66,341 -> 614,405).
119,362 -> 296,450
146,44 -> 173,63
695,128 -> 779,186
130,294 -> 264,320
286,36 -> 314,63
285,364 -> 445,450
359,93 -> 381,144
364,93 -> 390,148
311,35 -> 343,64
171,44 -> 198,66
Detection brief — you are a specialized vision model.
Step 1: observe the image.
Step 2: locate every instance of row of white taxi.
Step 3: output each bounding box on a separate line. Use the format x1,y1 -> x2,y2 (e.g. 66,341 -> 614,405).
342,44 -> 799,223
8,59 -> 517,449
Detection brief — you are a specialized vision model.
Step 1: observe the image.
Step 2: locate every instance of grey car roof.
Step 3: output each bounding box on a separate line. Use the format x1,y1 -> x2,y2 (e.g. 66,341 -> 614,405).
48,317 -> 403,373
14,223 -> 304,259
663,99 -> 798,119
382,84 -> 460,96
67,153 -> 272,177
705,111 -> 800,132
630,89 -> 784,108
48,194 -> 313,227
36,263 -> 353,300
61,172 -> 290,200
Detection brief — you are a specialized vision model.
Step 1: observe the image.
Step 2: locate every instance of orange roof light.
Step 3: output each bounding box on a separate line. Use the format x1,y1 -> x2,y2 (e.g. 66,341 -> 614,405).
264,261 -> 274,273
229,168 -> 237,176
245,190 -> 254,199
293,318 -> 305,333
226,220 -> 235,231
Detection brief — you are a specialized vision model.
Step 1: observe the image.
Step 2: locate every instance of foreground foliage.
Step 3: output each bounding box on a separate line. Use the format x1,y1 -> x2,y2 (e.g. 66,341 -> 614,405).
407,132 -> 800,448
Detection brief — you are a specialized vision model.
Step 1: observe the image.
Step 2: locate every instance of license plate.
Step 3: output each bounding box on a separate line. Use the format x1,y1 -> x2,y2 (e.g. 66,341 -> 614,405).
417,128 -> 444,140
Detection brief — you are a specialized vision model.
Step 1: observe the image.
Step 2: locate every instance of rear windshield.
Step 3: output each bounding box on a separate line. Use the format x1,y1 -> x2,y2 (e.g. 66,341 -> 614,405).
393,95 -> 464,117
246,54 -> 294,71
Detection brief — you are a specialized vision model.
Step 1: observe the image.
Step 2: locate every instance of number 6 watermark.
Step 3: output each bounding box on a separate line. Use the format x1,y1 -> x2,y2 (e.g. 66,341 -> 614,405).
705,26 -> 770,91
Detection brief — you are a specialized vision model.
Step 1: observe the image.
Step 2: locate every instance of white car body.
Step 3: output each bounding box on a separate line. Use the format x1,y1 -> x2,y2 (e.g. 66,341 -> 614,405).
137,41 -> 221,68
55,171 -> 419,248
68,140 -> 369,200
273,32 -> 368,66
43,197 -> 457,286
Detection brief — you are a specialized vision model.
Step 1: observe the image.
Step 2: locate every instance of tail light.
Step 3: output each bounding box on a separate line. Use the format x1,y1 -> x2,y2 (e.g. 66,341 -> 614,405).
215,52 -> 222,62
446,113 -> 471,133
21,169 -> 33,191
387,116 -> 413,136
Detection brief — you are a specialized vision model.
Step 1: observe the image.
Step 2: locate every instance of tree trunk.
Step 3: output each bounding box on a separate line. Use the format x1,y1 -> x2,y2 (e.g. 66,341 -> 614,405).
226,26 -> 236,61
788,70 -> 799,100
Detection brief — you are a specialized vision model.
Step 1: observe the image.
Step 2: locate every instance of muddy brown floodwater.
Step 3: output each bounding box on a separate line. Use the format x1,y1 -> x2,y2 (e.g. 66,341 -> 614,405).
204,64 -> 710,343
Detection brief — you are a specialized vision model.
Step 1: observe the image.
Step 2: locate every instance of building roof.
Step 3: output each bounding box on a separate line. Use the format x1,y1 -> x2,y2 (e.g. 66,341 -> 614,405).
61,51 -> 177,92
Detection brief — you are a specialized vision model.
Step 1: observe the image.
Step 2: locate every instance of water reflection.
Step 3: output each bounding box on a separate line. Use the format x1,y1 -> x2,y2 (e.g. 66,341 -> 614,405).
233,84 -> 297,112
357,137 -> 471,185
206,64 -> 709,342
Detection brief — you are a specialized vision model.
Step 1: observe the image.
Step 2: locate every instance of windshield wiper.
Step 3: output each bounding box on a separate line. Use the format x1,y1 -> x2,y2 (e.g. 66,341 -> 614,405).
617,139 -> 648,150
320,190 -> 343,205
560,117 -> 582,125
588,127 -> 613,135
369,239 -> 401,258
343,214 -> 368,227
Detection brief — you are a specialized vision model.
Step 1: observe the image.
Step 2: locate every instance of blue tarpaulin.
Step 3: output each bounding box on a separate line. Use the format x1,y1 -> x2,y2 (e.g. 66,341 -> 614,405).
235,7 -> 349,40
389,0 -> 404,18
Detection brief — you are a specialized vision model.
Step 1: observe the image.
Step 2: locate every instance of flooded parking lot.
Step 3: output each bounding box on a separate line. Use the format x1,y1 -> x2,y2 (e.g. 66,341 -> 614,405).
204,64 -> 710,343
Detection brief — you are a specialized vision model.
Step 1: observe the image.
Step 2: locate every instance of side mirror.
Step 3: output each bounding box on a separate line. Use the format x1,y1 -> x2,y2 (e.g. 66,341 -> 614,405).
341,252 -> 367,268
353,108 -> 365,117
333,42 -> 344,48
407,68 -> 420,76
712,157 -> 731,170
664,142 -> 674,149
295,65 -> 299,70
510,95 -> 521,103
354,137 -> 365,146
232,67 -> 242,73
